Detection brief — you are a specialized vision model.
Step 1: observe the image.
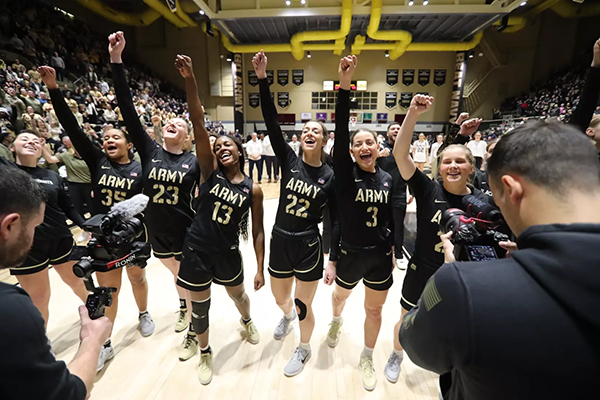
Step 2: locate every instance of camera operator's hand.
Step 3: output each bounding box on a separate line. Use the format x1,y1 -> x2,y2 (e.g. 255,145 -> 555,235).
254,271 -> 265,291
441,231 -> 456,264
78,305 -> 111,347
499,240 -> 518,258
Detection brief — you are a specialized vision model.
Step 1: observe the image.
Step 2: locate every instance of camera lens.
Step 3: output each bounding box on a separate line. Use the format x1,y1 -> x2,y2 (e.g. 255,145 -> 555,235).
73,258 -> 94,278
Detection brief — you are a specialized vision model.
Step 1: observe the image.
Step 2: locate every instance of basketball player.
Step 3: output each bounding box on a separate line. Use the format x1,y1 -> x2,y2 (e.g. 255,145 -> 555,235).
386,94 -> 496,387
108,32 -> 200,351
174,55 -> 264,385
325,55 -> 393,391
252,50 -> 340,377
412,133 -> 429,171
39,66 -> 155,372
3,132 -> 88,329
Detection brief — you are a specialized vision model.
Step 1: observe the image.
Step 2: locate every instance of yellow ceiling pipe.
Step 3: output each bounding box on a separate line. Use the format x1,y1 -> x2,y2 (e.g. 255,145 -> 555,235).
406,31 -> 483,51
365,0 -> 413,60
76,0 -> 161,26
289,0 -> 353,60
142,0 -> 189,28
174,0 -> 198,27
492,16 -> 526,33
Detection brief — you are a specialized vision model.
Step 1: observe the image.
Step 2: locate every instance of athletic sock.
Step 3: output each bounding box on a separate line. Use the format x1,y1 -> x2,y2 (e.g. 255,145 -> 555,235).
361,346 -> 374,359
188,322 -> 195,334
332,315 -> 342,324
104,339 -> 112,348
139,311 -> 148,317
180,298 -> 187,309
285,311 -> 295,320
242,317 -> 252,325
299,342 -> 310,351
394,349 -> 404,358
200,345 -> 212,354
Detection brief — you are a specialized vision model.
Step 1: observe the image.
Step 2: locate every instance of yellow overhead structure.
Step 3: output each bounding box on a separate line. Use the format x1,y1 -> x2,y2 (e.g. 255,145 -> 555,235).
174,0 -> 198,27
76,0 -> 161,26
351,0 -> 485,60
142,0 -> 189,28
492,16 -> 527,33
550,0 -> 600,18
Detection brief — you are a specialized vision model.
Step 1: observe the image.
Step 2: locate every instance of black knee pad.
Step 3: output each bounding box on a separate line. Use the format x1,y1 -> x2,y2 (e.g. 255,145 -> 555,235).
191,298 -> 211,334
294,298 -> 307,321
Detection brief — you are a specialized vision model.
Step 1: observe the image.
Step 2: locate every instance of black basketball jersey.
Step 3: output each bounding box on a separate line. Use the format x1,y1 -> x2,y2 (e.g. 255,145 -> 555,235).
334,88 -> 393,248
186,169 -> 253,251
408,168 -> 489,267
377,139 -> 407,204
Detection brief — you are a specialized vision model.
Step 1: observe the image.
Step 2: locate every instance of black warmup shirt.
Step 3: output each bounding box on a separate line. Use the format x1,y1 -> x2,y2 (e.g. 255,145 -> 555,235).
113,63 -> 200,236
187,169 -> 253,251
0,157 -> 84,240
259,78 -> 341,260
377,139 -> 407,204
334,89 -> 393,248
0,282 -> 86,400
49,88 -> 144,215
408,168 -> 491,266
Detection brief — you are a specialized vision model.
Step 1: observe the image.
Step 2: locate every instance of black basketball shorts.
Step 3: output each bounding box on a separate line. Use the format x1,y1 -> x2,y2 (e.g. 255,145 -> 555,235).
335,242 -> 393,291
177,243 -> 244,292
400,254 -> 441,310
149,232 -> 185,261
11,236 -> 75,276
268,227 -> 323,282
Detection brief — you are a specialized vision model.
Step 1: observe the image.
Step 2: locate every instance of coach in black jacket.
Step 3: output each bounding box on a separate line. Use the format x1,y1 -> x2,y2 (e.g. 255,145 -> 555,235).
399,122 -> 600,400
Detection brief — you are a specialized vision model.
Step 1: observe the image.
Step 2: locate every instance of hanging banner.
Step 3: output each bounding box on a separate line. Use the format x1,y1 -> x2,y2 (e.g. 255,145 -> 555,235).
301,112 -> 312,121
266,70 -> 274,86
449,52 -> 467,124
292,69 -> 304,86
377,113 -> 388,122
248,93 -> 260,109
400,92 -> 412,109
434,69 -> 446,86
248,71 -> 258,87
165,0 -> 177,12
316,112 -> 327,121
402,69 -> 414,86
277,92 -> 290,108
385,92 -> 397,110
386,69 -> 399,86
277,70 -> 289,86
363,112 -> 373,122
232,53 -> 244,134
418,69 -> 431,86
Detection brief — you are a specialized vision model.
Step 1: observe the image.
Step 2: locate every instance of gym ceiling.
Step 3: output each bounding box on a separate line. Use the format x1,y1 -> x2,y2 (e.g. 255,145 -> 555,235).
76,0 -> 600,59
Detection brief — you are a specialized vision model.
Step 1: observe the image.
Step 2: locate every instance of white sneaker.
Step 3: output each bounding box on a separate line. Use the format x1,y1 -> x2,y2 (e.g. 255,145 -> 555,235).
283,346 -> 311,377
97,343 -> 115,372
384,351 -> 403,383
360,356 -> 377,391
139,312 -> 155,337
178,334 -> 198,361
274,311 -> 297,340
175,309 -> 189,333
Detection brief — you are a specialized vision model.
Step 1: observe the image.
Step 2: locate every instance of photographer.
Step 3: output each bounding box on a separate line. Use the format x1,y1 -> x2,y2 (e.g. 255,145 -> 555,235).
399,121 -> 600,399
0,162 -> 111,400
385,95 -> 497,384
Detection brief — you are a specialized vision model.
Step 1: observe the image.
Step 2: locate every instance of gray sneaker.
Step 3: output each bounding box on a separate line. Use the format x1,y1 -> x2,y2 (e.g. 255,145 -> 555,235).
274,311 -> 297,340
139,312 -> 155,337
97,343 -> 115,372
283,346 -> 311,377
384,351 -> 403,383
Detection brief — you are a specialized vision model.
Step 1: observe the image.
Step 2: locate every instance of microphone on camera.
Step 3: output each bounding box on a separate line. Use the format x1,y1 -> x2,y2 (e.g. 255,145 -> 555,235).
462,195 -> 502,224
109,194 -> 149,219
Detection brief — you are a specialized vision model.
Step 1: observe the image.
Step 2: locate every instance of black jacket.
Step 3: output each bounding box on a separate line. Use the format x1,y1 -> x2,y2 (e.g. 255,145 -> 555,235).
400,223 -> 600,400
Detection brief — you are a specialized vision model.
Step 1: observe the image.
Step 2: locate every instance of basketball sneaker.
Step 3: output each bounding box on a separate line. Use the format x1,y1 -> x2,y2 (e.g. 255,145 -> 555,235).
283,346 -> 311,377
274,311 -> 297,340
175,309 -> 189,333
97,342 -> 115,372
197,350 -> 213,385
360,356 -> 377,391
178,334 -> 198,361
240,318 -> 260,344
326,318 -> 343,348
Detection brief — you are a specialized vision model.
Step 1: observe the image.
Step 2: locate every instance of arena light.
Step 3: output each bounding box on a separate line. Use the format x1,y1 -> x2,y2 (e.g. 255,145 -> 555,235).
199,9 -> 205,15
520,1 -> 527,5
286,0 -> 291,5
226,53 -> 233,62
301,0 -> 306,4
385,50 -> 390,58
408,0 -> 414,5
307,51 -> 312,58
423,0 -> 429,5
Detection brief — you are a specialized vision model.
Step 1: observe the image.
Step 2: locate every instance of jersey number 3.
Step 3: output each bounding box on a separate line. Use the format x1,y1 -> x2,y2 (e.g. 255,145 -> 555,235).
366,206 -> 378,227
153,184 -> 180,205
285,194 -> 310,219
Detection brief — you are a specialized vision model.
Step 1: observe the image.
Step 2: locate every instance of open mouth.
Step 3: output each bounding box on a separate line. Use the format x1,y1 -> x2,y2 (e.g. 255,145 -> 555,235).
304,138 -> 316,145
24,143 -> 37,151
106,145 -> 117,152
165,125 -> 177,134
447,171 -> 461,177
220,151 -> 232,161
359,153 -> 372,162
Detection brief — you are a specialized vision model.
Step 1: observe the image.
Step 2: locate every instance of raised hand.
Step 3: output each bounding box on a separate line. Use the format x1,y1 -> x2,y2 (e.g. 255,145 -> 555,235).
592,38 -> 600,68
338,55 -> 357,87
108,31 -> 126,63
252,50 -> 268,79
460,118 -> 482,137
456,112 -> 469,125
38,66 -> 58,89
409,94 -> 434,115
174,54 -> 194,79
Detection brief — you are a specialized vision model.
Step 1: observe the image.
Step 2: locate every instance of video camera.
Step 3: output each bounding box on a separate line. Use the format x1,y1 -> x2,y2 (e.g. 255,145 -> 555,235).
440,195 -> 509,262
72,194 -> 151,319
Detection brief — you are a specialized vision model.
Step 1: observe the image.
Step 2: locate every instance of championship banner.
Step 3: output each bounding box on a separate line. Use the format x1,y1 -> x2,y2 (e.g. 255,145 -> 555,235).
248,93 -> 260,109
434,69 -> 446,86
400,92 -> 412,109
418,69 -> 430,86
266,70 -> 274,86
448,52 -> 467,124
316,112 -> 327,121
277,70 -> 289,86
232,53 -> 244,134
292,69 -> 304,86
363,112 -> 373,122
402,69 -> 414,86
386,69 -> 399,86
248,71 -> 258,86
165,0 -> 177,12
385,92 -> 397,110
377,113 -> 388,122
277,92 -> 290,108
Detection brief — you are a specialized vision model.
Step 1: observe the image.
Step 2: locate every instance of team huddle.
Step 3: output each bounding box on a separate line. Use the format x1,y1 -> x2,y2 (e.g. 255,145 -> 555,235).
1,31 -> 504,391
